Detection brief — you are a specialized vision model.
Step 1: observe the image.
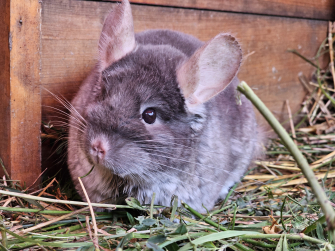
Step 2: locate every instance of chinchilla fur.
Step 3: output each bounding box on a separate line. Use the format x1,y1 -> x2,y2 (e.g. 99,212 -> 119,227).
67,0 -> 261,213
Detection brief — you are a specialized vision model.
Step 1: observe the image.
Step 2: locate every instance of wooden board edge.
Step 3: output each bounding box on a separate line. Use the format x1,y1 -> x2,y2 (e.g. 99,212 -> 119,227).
9,0 -> 42,187
0,0 -> 11,179
104,0 -> 335,21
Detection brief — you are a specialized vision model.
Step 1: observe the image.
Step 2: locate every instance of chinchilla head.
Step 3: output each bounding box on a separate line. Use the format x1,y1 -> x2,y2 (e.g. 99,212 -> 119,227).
83,46 -> 194,179
80,0 -> 243,183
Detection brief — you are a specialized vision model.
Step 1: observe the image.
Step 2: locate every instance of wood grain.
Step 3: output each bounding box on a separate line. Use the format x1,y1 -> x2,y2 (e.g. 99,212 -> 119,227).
41,0 -> 328,132
0,0 -> 11,179
109,0 -> 335,20
0,0 -> 41,187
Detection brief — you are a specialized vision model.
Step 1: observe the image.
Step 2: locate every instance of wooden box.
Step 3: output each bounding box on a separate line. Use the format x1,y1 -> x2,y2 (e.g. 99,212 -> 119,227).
0,0 -> 334,186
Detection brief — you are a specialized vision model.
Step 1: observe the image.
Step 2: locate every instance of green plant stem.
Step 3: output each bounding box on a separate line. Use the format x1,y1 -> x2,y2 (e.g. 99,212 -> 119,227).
242,239 -> 274,248
0,158 -> 10,182
267,149 -> 333,154
239,233 -> 326,245
287,49 -> 319,69
237,81 -> 335,231
182,202 -> 227,231
220,183 -> 239,208
243,239 -> 301,248
234,243 -> 254,251
317,72 -> 335,106
275,144 -> 335,149
0,216 -> 7,249
295,114 -> 308,129
230,204 -> 237,230
22,215 -> 112,229
42,223 -> 81,232
280,197 -> 288,232
150,192 -> 156,219
170,195 -> 179,222
0,190 -> 131,209
210,204 -> 234,216
0,207 -> 89,214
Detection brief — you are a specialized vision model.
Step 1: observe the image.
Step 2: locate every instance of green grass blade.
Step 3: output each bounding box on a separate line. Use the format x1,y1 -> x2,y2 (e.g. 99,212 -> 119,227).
178,231 -> 259,251
275,234 -> 283,251
170,195 -> 178,222
283,235 -> 289,251
158,233 -> 207,248
0,227 -> 92,248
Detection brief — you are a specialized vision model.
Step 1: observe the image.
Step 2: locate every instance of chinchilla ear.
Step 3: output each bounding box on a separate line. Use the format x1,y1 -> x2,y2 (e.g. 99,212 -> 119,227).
177,33 -> 242,109
98,0 -> 136,71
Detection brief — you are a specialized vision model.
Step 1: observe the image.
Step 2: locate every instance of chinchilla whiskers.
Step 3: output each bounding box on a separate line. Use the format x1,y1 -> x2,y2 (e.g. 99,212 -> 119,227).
104,158 -> 136,183
55,145 -> 69,163
117,153 -> 201,189
52,112 -> 86,131
119,153 -> 269,199
59,96 -> 87,125
44,89 -> 87,126
50,135 -> 69,145
132,138 -> 233,156
43,91 -> 87,137
135,148 -> 231,171
137,141 -> 223,155
50,119 -> 85,134
66,124 -> 85,134
117,153 -> 238,193
136,150 -> 266,186
131,134 -> 201,141
98,152 -> 246,198
135,137 -> 259,157
52,123 -> 83,134
44,105 -> 86,130
130,143 -> 235,159
43,112 -> 85,137
133,132 -> 258,143
122,146 -> 267,187
136,144 -> 237,158
119,152 -> 232,187
46,139 -> 69,164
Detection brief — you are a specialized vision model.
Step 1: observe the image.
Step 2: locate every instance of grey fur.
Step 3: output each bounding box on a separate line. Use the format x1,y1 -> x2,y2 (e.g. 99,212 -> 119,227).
67,6 -> 259,213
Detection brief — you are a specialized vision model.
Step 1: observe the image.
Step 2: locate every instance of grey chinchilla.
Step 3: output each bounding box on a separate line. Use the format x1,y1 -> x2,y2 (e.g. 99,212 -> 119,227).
67,0 -> 260,213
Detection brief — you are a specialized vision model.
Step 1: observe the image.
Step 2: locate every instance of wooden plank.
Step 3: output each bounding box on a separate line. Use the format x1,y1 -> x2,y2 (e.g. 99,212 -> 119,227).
0,0 -> 41,187
109,0 -> 335,20
0,1 -> 11,179
41,0 -> 328,132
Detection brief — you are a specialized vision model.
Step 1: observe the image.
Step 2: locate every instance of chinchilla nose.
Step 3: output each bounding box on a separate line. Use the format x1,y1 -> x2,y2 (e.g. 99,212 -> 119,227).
91,140 -> 107,162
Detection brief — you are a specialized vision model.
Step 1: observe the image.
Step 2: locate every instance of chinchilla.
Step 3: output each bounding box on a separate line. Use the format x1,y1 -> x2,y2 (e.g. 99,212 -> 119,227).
67,0 -> 261,212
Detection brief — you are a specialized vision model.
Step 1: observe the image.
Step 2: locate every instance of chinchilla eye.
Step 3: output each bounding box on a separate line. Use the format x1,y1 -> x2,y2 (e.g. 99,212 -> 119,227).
142,108 -> 156,124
